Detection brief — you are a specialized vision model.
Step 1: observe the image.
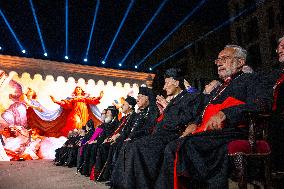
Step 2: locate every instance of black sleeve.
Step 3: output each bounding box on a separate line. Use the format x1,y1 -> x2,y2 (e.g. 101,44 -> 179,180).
222,73 -> 272,126
129,107 -> 159,139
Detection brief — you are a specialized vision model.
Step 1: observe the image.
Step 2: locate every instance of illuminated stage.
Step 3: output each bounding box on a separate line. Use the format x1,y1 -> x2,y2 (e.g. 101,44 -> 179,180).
0,55 -> 153,160
0,55 -> 153,111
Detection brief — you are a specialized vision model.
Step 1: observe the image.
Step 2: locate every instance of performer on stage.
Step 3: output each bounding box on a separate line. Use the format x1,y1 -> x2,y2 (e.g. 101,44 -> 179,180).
50,86 -> 103,136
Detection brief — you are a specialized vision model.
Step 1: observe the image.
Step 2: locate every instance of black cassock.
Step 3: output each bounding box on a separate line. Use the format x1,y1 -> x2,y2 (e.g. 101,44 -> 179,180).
111,90 -> 202,189
156,72 -> 271,189
95,112 -> 137,180
265,67 -> 284,172
81,119 -> 119,176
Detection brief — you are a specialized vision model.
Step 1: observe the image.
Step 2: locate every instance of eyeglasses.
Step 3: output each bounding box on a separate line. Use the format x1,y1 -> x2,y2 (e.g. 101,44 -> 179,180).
214,56 -> 234,64
214,56 -> 241,64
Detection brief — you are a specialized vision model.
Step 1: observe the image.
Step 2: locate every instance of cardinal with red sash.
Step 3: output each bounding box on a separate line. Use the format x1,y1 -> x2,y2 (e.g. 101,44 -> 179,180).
155,45 -> 271,189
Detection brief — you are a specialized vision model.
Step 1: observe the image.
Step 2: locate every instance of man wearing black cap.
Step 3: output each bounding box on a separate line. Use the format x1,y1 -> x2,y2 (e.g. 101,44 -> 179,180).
111,68 -> 202,189
95,96 -> 138,181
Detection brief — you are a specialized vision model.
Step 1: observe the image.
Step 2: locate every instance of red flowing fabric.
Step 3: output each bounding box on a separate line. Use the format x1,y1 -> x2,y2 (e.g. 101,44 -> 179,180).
174,97 -> 245,189
27,105 -> 102,137
273,73 -> 284,111
27,107 -> 70,137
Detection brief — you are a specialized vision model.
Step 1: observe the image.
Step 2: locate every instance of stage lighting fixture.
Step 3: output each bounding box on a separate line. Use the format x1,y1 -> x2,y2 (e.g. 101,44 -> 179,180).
65,55 -> 69,60
0,47 -> 2,50
134,65 -> 138,69
102,0 -> 135,64
135,0 -> 208,67
102,60 -> 106,64
149,67 -> 152,71
65,0 -> 69,61
22,50 -> 26,54
151,1 -> 260,69
120,0 -> 168,66
85,0 -> 100,59
0,9 -> 24,52
30,0 -> 47,57
119,63 -> 122,67
84,58 -> 88,62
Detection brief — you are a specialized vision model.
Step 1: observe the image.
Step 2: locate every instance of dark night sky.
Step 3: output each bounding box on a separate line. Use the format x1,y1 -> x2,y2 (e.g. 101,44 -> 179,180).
0,0 -> 229,72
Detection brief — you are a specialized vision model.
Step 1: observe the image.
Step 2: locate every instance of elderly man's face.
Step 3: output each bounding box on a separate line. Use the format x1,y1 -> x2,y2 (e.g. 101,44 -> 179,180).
163,77 -> 179,96
215,48 -> 244,80
277,39 -> 284,63
136,94 -> 149,110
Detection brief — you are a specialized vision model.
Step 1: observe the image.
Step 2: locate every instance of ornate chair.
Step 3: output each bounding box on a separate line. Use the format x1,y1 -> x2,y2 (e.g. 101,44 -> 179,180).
227,112 -> 272,189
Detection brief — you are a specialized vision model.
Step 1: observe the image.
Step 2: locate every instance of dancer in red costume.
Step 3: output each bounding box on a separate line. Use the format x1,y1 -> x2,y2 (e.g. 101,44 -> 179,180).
50,86 -> 103,136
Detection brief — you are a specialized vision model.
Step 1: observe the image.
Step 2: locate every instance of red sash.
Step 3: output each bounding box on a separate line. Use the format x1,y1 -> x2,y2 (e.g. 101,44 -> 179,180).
174,97 -> 245,189
193,97 -> 245,134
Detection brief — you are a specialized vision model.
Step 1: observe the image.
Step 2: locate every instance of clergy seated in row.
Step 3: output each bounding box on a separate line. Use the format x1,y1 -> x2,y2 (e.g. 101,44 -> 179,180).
156,45 -> 271,189
54,129 -> 82,167
79,106 -> 119,176
95,87 -> 158,181
94,96 -> 136,180
111,68 -> 203,189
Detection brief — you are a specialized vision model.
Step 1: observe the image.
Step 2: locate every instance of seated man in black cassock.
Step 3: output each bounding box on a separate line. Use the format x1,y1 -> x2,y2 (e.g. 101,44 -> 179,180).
80,106 -> 119,176
156,45 -> 271,189
110,86 -> 159,186
94,96 -> 137,181
111,69 -> 202,189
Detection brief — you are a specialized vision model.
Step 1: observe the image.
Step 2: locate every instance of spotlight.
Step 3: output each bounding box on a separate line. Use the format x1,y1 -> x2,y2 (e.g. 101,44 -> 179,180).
149,67 -> 152,71
22,49 -> 26,54
44,53 -> 47,57
101,60 -> 105,64
0,47 -> 2,50
119,63 -> 122,67
134,65 -> 138,69
65,55 -> 69,60
84,58 -> 88,62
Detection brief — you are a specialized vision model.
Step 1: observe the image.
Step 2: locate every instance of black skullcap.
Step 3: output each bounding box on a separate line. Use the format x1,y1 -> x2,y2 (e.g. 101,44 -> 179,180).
125,96 -> 136,109
107,106 -> 119,118
138,86 -> 155,104
164,68 -> 185,89
139,87 -> 154,97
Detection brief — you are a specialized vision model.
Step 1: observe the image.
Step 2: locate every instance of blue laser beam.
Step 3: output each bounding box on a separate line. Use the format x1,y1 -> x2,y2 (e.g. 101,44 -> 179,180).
119,0 -> 169,66
29,0 -> 47,55
102,0 -> 135,64
135,0 -> 208,67
151,1 -> 263,70
84,0 -> 100,61
65,0 -> 68,58
0,9 -> 24,52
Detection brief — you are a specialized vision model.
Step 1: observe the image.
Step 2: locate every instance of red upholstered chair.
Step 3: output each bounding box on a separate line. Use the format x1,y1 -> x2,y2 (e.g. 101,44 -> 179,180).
228,113 -> 272,189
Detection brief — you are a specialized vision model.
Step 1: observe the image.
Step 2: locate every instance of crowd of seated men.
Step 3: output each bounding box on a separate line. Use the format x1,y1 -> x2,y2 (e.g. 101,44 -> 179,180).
54,36 -> 284,189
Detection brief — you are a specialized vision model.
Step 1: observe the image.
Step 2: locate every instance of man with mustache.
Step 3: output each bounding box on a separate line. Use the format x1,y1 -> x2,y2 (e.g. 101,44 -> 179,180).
156,45 -> 271,189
